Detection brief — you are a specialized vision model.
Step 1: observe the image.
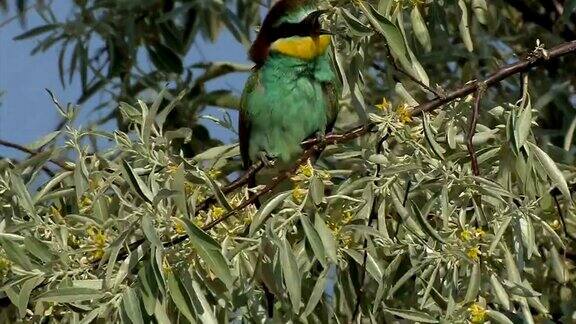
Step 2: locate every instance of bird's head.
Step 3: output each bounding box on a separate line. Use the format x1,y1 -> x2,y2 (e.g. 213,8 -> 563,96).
249,0 -> 332,67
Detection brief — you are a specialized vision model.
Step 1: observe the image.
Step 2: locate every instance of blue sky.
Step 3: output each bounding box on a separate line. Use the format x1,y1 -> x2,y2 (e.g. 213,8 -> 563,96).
0,2 -> 251,160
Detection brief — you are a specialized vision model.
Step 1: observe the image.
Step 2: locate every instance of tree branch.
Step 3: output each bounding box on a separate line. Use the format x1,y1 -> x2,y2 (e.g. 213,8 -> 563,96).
0,139 -> 73,171
412,40 -> 576,115
105,39 -> 576,266
467,87 -> 484,176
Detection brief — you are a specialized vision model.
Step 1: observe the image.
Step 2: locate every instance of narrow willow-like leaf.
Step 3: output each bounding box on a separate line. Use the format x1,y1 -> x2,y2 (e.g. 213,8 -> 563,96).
121,160 -> 154,203
490,274 -> 511,310
35,288 -> 104,303
527,142 -> 571,203
487,310 -> 513,324
165,271 -> 196,323
181,218 -> 233,289
383,307 -> 439,323
549,246 -> 567,284
489,216 -> 512,255
315,214 -> 338,264
249,191 -> 291,235
458,0 -> 473,51
301,267 -> 329,318
411,7 -> 431,52
299,214 -> 327,267
122,288 -> 145,324
280,238 -> 301,314
464,262 -> 480,302
17,276 -> 44,318
472,0 -> 489,24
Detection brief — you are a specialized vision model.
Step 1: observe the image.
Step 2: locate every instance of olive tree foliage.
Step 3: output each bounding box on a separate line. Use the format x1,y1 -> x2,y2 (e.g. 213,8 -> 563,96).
0,0 -> 575,323
1,0 -> 262,154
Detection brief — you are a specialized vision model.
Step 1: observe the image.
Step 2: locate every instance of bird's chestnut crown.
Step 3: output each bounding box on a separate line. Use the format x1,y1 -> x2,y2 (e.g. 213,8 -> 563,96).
249,1 -> 332,66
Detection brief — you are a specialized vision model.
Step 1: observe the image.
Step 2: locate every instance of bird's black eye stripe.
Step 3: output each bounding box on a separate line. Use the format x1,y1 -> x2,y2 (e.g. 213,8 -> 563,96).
271,21 -> 308,40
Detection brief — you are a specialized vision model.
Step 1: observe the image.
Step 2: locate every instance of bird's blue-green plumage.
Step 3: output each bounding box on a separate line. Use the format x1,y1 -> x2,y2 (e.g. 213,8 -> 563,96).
240,51 -> 337,164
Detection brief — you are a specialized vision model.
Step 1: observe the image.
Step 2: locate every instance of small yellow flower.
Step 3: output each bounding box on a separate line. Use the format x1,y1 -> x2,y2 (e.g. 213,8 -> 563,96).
172,218 -> 186,235
468,303 -> 486,323
50,206 -> 65,224
341,233 -> 353,249
88,179 -> 100,191
292,186 -> 307,204
0,255 -> 12,279
166,163 -> 179,175
550,220 -> 561,230
318,170 -> 332,181
87,226 -> 107,261
79,195 -> 93,213
327,220 -> 341,234
410,0 -> 425,7
375,97 -> 392,111
474,228 -> 486,239
162,257 -> 173,274
210,206 -> 226,219
296,160 -> 314,178
342,210 -> 354,224
467,246 -> 481,262
184,181 -> 197,197
207,169 -> 222,179
396,103 -> 412,124
193,217 -> 204,228
460,229 -> 473,241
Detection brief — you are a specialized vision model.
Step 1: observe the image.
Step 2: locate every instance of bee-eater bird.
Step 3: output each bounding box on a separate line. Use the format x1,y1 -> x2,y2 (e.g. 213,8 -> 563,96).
239,0 -> 338,172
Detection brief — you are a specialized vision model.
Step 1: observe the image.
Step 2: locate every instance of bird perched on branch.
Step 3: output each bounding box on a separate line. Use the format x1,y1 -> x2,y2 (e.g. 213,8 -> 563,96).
239,0 -> 338,172
238,0 -> 338,317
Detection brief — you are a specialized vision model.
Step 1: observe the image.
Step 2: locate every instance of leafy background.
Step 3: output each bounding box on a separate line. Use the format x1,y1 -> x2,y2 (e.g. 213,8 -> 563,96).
0,0 -> 575,323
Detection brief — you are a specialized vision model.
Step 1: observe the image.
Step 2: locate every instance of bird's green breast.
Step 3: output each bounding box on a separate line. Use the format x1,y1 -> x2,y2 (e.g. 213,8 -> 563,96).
244,52 -> 336,163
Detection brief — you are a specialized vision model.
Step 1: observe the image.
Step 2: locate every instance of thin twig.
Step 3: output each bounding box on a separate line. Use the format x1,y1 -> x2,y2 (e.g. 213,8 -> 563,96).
0,139 -> 72,171
373,63 -> 443,98
467,86 -> 484,176
352,132 -> 388,320
412,40 -> 576,115
553,193 -> 576,242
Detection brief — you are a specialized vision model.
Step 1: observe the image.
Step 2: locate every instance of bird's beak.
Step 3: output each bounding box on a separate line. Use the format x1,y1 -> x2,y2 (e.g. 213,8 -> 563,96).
308,9 -> 333,35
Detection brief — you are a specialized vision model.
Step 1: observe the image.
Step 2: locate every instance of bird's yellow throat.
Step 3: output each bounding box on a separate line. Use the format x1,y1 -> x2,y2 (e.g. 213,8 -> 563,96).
270,35 -> 331,60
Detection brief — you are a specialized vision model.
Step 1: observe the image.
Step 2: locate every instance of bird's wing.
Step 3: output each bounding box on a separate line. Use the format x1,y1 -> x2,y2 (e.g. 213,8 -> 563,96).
239,70 -> 261,169
323,81 -> 339,133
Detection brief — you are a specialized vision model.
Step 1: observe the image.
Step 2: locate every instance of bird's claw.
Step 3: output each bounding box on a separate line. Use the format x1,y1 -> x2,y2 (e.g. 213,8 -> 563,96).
315,131 -> 326,143
258,152 -> 276,168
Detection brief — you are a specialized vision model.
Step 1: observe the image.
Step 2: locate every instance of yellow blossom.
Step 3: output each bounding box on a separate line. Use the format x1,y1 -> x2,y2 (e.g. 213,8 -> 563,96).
410,0 -> 425,7
296,160 -> 314,178
550,220 -> 561,230
172,218 -> 186,235
460,229 -> 473,241
79,195 -> 93,213
184,181 -> 194,196
341,233 -> 353,249
292,186 -> 307,204
375,97 -> 391,111
474,228 -> 486,239
166,163 -> 179,175
162,257 -> 173,274
50,206 -> 65,224
396,103 -> 412,124
210,206 -> 226,219
467,246 -> 481,262
193,217 -> 204,228
207,169 -> 222,179
87,226 -> 107,261
0,255 -> 12,278
342,210 -> 354,224
468,303 -> 486,323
